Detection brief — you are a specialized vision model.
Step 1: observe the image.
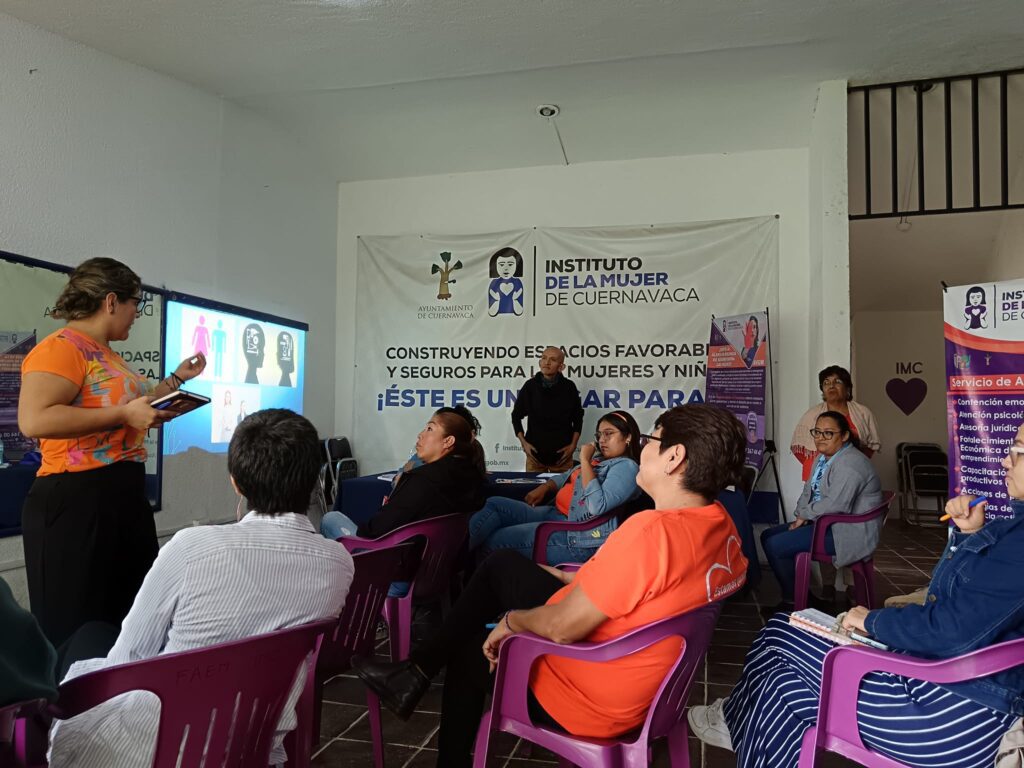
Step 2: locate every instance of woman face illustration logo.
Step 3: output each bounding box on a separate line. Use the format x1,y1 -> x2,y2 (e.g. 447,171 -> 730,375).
495,255 -> 517,279
968,290 -> 984,307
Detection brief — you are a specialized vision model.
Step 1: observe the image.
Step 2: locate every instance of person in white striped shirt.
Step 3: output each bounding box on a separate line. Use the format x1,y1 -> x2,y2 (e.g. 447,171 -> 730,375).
47,408 -> 355,768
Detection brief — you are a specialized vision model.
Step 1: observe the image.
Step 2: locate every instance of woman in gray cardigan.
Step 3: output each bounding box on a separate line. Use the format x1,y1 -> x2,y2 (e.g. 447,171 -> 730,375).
761,411 -> 883,612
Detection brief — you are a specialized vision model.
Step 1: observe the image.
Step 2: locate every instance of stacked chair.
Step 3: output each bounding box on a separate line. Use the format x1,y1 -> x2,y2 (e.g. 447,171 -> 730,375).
895,442 -> 948,526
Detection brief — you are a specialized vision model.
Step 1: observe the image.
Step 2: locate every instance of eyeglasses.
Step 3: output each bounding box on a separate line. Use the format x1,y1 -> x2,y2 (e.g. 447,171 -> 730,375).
124,294 -> 147,313
810,428 -> 838,440
639,433 -> 662,448
821,378 -> 845,388
594,429 -> 620,442
1010,446 -> 1024,467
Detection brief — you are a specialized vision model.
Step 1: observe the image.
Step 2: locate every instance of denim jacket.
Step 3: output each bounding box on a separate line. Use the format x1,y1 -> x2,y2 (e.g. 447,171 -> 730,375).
549,457 -> 641,549
864,500 -> 1024,716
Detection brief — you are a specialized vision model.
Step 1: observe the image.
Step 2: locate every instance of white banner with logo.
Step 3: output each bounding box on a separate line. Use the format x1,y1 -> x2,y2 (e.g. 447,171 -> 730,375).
353,218 -> 779,473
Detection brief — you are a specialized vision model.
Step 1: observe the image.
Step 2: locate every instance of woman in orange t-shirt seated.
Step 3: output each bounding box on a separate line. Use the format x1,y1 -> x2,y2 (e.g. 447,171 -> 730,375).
353,404 -> 749,768
18,258 -> 205,646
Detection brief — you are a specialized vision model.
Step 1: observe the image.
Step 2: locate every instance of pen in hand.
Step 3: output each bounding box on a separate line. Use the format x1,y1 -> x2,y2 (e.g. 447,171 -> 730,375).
939,495 -> 987,522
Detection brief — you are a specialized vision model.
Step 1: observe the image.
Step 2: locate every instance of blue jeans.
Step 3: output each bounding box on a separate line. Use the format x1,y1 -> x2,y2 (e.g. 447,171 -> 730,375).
760,522 -> 835,601
321,511 -> 409,598
468,496 -> 593,566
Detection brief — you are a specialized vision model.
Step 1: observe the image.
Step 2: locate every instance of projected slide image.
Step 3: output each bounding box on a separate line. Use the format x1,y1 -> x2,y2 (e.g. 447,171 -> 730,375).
164,298 -> 305,456
210,384 -> 261,444
238,323 -> 299,387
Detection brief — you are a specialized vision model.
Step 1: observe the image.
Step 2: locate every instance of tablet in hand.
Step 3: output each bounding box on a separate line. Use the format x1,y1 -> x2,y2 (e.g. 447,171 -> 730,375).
150,389 -> 211,417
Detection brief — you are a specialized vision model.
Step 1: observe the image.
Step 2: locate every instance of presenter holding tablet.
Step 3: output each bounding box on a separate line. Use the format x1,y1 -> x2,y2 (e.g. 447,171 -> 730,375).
17,257 -> 206,646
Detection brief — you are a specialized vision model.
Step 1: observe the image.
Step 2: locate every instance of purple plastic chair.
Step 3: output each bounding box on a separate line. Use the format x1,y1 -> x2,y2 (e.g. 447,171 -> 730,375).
793,490 -> 894,611
473,602 -> 722,768
0,699 -> 46,768
531,494 -> 653,565
798,636 -> 1024,767
340,513 -> 468,661
312,544 -> 419,768
48,618 -> 335,768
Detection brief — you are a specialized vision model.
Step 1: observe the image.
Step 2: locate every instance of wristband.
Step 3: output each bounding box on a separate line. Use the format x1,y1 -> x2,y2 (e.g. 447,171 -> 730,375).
504,610 -> 515,632
169,372 -> 184,388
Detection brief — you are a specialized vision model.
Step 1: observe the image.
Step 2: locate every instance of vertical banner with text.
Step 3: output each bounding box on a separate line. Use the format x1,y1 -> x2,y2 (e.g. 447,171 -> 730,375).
353,218 -> 779,473
944,277 -> 1024,519
705,311 -> 770,469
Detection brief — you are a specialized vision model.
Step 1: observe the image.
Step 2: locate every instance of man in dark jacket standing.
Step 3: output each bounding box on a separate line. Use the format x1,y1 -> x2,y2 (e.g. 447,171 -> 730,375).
511,346 -> 584,472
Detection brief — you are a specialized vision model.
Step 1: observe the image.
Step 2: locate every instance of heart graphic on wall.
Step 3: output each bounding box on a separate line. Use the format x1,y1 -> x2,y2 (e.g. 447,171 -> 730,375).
885,377 -> 927,415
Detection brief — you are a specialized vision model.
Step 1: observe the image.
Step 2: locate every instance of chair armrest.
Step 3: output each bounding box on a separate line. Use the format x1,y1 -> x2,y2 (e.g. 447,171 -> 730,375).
815,638 -> 1024,753
50,664 -> 159,720
531,510 -> 616,563
338,535 -> 383,553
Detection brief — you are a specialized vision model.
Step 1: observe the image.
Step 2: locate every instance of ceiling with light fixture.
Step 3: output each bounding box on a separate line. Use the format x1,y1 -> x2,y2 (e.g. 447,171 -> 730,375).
0,0 -> 1021,181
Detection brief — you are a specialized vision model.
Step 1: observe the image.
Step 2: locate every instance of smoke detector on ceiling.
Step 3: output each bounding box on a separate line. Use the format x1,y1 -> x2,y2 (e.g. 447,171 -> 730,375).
536,104 -> 560,118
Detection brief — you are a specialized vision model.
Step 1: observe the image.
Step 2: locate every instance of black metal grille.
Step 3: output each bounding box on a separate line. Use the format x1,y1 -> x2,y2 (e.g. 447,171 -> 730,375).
849,69 -> 1024,219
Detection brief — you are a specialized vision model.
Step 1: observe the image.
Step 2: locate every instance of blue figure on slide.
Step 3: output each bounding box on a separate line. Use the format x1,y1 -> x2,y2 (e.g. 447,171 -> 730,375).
211,320 -> 226,378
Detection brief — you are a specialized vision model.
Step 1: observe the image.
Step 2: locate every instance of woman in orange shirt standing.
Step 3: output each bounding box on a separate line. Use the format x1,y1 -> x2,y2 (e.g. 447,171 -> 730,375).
18,258 -> 205,646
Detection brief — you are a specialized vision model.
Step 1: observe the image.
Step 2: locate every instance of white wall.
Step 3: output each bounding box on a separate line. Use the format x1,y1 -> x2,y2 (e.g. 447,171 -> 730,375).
0,12 -> 338,601
809,81 -> 852,371
851,311 -> 948,502
337,127 -> 852,512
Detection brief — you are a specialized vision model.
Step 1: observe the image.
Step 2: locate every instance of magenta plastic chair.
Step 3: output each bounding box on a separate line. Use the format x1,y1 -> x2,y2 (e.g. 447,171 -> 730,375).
48,618 -> 335,768
340,513 -> 468,661
531,494 -> 652,565
473,602 -> 722,768
0,699 -> 46,768
793,490 -> 894,611
798,636 -> 1024,767
312,544 -> 419,768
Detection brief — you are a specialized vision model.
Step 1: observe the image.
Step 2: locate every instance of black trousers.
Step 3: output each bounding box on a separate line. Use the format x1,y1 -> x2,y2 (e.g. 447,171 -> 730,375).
410,550 -> 564,768
21,462 -> 158,648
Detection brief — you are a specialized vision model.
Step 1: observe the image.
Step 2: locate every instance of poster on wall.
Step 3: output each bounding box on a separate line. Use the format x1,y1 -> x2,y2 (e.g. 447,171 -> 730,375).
0,330 -> 37,455
704,311 -> 770,469
353,218 -> 779,474
943,277 -> 1024,519
0,253 -> 164,508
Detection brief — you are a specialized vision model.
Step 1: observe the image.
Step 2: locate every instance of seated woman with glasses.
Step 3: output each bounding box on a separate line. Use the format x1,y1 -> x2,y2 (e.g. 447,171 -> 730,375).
790,365 -> 880,481
761,410 -> 883,613
690,424 -> 1024,768
468,411 -> 643,565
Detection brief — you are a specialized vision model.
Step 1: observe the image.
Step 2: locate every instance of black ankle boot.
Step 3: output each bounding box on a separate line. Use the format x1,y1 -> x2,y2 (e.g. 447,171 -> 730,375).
351,655 -> 431,721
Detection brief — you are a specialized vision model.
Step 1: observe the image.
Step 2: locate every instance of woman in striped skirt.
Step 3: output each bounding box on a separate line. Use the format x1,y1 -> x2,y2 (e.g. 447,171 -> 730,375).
689,420 -> 1024,768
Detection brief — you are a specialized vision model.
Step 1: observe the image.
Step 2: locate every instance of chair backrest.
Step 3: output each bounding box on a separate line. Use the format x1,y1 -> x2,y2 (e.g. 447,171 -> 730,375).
324,437 -> 359,493
895,442 -> 941,462
325,437 -> 354,461
903,448 -> 947,474
810,491 -> 893,558
317,545 -> 419,676
52,619 -> 334,768
909,464 -> 948,495
341,513 -> 468,601
642,603 -> 722,739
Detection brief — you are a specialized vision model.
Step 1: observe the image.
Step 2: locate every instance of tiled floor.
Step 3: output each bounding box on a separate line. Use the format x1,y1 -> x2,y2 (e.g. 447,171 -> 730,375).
312,521 -> 949,767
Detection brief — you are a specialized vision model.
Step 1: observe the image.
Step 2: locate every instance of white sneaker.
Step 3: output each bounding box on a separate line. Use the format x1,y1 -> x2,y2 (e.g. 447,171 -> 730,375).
688,698 -> 734,751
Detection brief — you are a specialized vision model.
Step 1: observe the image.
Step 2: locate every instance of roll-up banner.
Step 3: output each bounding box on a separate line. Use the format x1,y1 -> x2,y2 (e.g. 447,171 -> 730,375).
705,311 -> 770,470
943,278 -> 1024,519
